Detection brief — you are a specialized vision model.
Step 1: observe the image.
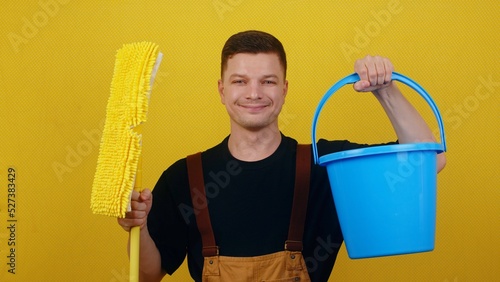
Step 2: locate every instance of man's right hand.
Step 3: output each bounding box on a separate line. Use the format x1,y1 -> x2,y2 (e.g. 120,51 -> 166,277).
117,188 -> 153,231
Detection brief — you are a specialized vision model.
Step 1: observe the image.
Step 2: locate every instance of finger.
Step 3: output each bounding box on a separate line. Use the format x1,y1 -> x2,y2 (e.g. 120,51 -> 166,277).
117,223 -> 130,232
119,218 -> 145,230
354,57 -> 372,91
374,57 -> 386,85
382,57 -> 394,83
124,210 -> 147,221
117,217 -> 136,231
139,188 -> 152,201
130,200 -> 147,211
365,60 -> 377,86
354,57 -> 369,82
130,190 -> 140,201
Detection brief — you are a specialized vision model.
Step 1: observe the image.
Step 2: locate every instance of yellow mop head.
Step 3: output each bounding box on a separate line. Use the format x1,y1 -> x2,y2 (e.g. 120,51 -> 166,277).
91,41 -> 162,218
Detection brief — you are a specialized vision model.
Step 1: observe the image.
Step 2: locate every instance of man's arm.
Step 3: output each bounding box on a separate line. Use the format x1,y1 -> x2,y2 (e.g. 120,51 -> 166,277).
118,189 -> 167,281
353,55 -> 446,172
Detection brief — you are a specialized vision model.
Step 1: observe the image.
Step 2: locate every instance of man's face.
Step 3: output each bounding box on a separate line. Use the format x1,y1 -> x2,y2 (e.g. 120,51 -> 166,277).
218,53 -> 288,131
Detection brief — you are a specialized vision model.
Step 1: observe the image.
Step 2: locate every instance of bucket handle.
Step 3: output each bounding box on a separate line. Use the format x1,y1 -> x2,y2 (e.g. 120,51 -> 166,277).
311,72 -> 447,164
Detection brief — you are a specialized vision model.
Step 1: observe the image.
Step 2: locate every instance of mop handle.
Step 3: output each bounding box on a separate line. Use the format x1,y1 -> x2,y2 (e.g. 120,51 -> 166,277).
130,154 -> 142,282
129,51 -> 163,282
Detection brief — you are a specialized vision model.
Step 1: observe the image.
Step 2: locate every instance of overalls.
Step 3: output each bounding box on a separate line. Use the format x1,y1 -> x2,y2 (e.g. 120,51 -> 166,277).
186,144 -> 312,282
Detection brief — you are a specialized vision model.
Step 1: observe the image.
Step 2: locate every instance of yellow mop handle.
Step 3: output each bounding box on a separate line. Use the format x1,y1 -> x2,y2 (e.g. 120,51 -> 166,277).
129,49 -> 162,282
130,153 -> 142,282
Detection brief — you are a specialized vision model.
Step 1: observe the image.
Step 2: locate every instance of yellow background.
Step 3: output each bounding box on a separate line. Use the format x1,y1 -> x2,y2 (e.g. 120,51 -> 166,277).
1,1 -> 498,281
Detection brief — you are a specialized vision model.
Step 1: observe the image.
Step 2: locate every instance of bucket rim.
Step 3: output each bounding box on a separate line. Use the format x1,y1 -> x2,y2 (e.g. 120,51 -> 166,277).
318,142 -> 443,165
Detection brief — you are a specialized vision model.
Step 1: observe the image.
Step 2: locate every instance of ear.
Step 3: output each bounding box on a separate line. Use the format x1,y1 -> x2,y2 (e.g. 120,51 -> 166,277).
283,80 -> 288,99
218,79 -> 225,105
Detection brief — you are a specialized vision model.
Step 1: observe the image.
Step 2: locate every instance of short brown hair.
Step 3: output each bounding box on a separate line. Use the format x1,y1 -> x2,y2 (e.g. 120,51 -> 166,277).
221,30 -> 287,78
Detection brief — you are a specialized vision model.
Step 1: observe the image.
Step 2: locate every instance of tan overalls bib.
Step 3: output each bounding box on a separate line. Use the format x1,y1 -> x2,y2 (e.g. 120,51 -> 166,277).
186,145 -> 312,282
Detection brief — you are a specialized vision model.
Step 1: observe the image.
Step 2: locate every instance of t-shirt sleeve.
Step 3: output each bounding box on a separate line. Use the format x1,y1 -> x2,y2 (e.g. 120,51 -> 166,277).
147,160 -> 190,275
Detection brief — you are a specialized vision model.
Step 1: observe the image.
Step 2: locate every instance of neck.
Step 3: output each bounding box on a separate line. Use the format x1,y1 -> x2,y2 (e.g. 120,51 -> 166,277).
228,126 -> 282,162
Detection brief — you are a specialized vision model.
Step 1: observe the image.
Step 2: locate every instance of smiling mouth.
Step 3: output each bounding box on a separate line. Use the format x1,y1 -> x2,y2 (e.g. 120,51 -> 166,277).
239,104 -> 268,111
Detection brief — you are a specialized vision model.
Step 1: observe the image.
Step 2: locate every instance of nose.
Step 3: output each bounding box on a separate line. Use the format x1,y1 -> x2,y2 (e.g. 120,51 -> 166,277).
247,80 -> 262,100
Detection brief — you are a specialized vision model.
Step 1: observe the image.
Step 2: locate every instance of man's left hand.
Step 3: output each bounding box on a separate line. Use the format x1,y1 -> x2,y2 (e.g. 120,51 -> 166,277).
353,55 -> 394,93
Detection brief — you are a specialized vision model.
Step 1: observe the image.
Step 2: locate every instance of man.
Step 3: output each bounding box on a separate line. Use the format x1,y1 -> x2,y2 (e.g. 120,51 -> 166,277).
118,30 -> 446,281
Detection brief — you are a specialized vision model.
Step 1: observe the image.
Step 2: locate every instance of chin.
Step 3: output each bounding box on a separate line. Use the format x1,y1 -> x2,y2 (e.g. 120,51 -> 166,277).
242,119 -> 276,131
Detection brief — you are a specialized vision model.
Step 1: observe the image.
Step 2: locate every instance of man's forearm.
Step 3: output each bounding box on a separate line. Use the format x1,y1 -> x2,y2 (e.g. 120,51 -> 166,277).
374,82 -> 436,143
373,82 -> 446,171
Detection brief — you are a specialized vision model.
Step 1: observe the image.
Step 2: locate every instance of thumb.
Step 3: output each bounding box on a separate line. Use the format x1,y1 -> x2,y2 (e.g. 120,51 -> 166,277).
353,80 -> 370,92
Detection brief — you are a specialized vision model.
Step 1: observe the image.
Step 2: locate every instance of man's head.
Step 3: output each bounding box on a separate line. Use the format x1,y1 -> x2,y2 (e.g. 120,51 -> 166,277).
221,30 -> 287,79
218,31 -> 288,132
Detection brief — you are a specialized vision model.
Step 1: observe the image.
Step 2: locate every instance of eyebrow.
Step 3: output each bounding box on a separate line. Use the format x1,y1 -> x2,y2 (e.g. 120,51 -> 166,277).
228,74 -> 279,80
262,74 -> 279,80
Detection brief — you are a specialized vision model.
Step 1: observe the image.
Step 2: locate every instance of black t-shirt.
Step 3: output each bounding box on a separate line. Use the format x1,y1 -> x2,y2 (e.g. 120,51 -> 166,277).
147,134 -> 392,282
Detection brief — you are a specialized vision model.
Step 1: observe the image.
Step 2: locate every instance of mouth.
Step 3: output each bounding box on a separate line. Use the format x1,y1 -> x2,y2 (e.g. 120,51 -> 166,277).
239,104 -> 268,112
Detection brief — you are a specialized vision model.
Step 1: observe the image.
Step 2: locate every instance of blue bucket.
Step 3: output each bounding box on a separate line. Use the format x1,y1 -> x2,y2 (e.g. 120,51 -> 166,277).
311,72 -> 447,259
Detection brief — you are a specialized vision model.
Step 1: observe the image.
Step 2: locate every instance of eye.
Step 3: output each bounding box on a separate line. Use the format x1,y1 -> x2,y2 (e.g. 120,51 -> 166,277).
263,80 -> 277,85
232,79 -> 245,84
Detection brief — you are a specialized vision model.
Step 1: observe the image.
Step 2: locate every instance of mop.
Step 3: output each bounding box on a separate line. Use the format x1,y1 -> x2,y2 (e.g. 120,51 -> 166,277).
90,41 -> 163,281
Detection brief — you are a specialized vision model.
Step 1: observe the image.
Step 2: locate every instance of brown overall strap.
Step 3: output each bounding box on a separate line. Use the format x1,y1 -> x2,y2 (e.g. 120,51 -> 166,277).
186,144 -> 312,257
285,144 -> 312,252
186,152 -> 219,257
